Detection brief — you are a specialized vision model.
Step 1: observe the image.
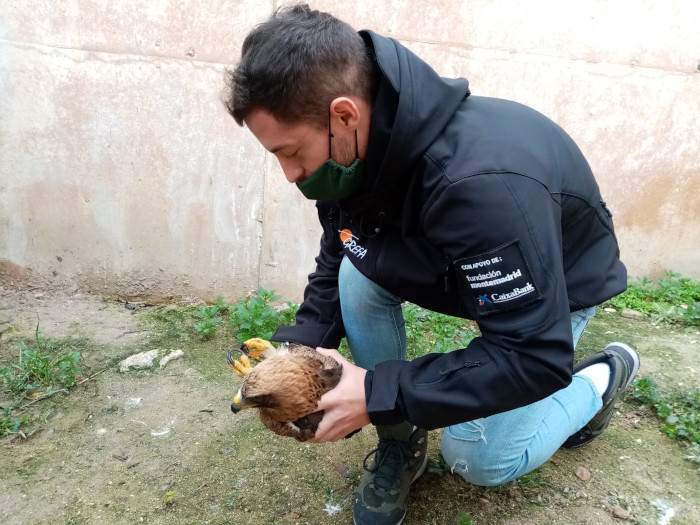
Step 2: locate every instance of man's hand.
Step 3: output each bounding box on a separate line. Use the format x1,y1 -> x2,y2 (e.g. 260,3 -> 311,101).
311,347 -> 371,443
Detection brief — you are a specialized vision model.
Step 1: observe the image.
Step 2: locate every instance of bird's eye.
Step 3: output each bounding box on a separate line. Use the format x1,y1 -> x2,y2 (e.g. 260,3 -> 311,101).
249,394 -> 276,408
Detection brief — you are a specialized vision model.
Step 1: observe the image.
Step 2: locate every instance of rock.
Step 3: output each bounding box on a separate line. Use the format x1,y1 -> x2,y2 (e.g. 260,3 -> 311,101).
159,349 -> 184,368
604,307 -> 617,312
621,309 -> 644,320
575,466 -> 591,481
119,350 -> 159,372
612,505 -> 632,520
119,349 -> 183,372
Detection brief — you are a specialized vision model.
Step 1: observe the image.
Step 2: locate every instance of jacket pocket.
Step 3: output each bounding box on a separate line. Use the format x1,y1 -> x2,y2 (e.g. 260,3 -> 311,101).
413,354 -> 488,389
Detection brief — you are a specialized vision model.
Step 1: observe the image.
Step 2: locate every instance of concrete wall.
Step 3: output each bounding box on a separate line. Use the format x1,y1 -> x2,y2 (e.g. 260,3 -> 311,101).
1,0 -> 699,303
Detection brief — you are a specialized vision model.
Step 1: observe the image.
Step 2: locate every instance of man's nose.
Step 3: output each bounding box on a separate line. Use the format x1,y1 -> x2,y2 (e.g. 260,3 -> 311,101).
279,159 -> 304,183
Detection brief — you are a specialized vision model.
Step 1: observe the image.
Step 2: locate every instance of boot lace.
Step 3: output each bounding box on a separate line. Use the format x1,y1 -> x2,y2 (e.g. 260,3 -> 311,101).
362,439 -> 411,493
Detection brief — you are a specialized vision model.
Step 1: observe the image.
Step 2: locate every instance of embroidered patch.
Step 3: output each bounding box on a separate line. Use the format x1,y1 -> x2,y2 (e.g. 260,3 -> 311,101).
339,228 -> 368,259
454,240 -> 541,315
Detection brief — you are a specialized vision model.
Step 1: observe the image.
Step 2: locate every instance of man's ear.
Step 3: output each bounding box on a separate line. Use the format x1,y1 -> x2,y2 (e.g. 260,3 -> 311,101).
330,97 -> 361,129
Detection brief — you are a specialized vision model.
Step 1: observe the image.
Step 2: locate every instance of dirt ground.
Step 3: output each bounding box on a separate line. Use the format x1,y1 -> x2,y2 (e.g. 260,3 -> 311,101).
0,286 -> 698,525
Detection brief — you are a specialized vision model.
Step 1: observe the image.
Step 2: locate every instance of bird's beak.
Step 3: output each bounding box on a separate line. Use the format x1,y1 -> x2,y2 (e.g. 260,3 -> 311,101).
230,391 -> 256,414
231,392 -> 242,413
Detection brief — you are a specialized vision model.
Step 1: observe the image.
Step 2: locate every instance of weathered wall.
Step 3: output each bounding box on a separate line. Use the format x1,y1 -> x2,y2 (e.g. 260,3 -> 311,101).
1,1 -> 699,303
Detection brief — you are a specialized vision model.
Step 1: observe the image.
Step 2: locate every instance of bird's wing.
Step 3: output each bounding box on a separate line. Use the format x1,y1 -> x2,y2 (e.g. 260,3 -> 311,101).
287,344 -> 343,391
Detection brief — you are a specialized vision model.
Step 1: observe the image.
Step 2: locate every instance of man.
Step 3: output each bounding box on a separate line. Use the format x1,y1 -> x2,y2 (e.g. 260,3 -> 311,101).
224,5 -> 640,524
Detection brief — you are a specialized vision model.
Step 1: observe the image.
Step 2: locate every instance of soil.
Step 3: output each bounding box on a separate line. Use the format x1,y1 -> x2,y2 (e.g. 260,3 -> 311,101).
0,286 -> 698,525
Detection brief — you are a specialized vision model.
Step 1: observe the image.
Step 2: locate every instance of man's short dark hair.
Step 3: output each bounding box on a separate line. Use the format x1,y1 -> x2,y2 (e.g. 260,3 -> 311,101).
224,3 -> 375,129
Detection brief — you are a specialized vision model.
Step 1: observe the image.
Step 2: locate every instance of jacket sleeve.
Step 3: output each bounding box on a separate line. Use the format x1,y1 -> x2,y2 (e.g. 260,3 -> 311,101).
365,173 -> 576,429
270,201 -> 346,349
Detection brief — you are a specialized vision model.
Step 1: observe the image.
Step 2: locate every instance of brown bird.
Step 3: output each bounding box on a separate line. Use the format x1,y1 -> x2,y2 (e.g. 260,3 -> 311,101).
229,338 -> 343,441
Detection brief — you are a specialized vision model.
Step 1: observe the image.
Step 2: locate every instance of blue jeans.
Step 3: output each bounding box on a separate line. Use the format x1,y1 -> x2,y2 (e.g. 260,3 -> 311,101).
338,256 -> 602,486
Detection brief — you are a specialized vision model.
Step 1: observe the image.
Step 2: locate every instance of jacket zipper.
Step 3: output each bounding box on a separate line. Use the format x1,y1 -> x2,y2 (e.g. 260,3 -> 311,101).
439,360 -> 481,375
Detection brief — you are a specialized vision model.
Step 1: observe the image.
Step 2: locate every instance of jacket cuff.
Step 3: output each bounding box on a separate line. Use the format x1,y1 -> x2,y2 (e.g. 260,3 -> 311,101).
365,360 -> 406,425
270,322 -> 345,349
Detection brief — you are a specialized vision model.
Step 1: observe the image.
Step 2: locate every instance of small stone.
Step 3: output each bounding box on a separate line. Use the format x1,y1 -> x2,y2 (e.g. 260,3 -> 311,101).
479,497 -> 489,504
119,349 -> 159,372
612,505 -> 632,520
604,307 -> 616,312
575,466 -> 591,481
621,309 -> 643,320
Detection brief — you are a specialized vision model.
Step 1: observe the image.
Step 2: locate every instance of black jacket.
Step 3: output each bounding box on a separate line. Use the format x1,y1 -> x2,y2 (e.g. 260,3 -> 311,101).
272,31 -> 626,430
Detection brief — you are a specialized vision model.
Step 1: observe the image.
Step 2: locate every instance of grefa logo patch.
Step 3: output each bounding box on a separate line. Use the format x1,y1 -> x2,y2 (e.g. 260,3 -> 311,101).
339,229 -> 368,259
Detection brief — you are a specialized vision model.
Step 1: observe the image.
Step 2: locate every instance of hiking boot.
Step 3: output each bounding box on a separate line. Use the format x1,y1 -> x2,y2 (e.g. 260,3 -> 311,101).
562,342 -> 640,448
353,422 -> 428,525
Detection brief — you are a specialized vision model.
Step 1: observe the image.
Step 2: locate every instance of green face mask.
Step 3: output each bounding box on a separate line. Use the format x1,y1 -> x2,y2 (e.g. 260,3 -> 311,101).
296,109 -> 365,201
296,157 -> 365,201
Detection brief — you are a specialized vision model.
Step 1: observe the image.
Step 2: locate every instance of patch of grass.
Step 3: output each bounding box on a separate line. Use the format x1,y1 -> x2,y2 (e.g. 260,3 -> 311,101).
0,325 -> 83,436
0,325 -> 83,397
142,304 -> 199,347
631,377 -> 700,446
605,270 -> 700,326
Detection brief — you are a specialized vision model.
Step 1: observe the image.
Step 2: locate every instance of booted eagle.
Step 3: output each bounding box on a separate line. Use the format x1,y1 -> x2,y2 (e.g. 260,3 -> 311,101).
228,338 -> 343,441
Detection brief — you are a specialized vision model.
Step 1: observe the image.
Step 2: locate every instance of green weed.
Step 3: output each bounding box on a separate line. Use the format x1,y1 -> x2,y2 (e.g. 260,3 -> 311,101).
457,511 -> 474,525
230,287 -> 298,342
194,297 -> 230,340
0,325 -> 83,436
606,271 -> 700,326
163,489 -> 177,509
632,377 -> 700,445
305,473 -> 326,488
0,325 -> 83,397
194,316 -> 222,340
0,407 -> 31,436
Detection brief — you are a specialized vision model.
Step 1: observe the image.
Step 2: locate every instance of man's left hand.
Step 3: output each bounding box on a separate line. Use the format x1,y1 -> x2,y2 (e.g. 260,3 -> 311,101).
311,347 -> 371,443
